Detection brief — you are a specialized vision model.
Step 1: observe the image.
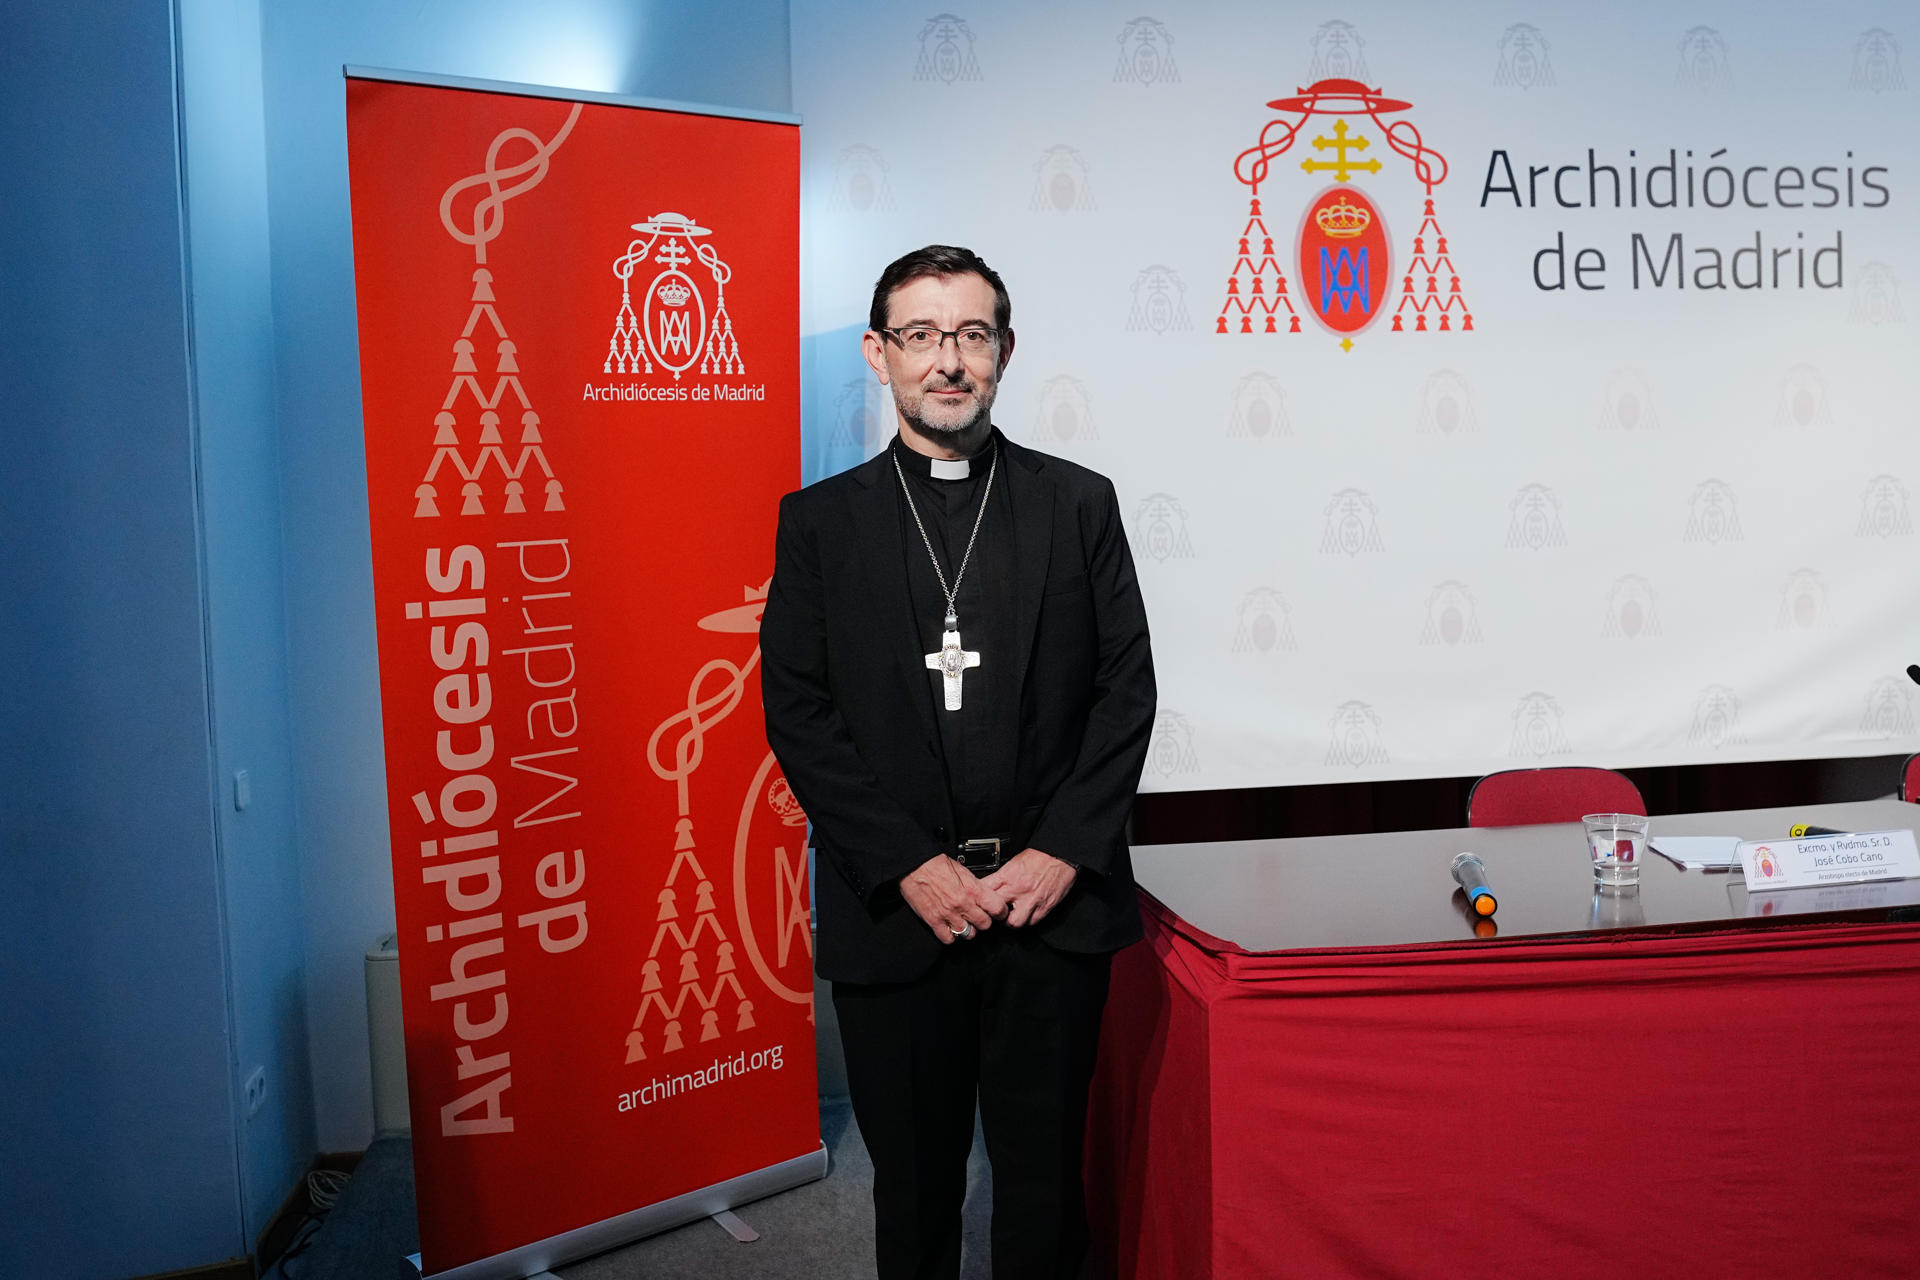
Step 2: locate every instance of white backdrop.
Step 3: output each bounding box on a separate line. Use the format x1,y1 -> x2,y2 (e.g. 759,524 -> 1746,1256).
793,1 -> 1919,791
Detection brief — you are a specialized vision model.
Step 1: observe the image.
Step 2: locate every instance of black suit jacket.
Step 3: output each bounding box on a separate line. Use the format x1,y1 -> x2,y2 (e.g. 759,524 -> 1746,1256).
761,435 -> 1156,984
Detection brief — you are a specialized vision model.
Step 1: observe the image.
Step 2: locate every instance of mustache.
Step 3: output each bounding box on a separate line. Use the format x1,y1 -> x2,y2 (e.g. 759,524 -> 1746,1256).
922,373 -> 976,392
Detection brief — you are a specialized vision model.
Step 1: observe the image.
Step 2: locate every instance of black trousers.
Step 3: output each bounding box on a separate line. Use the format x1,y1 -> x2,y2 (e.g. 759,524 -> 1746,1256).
833,927 -> 1113,1280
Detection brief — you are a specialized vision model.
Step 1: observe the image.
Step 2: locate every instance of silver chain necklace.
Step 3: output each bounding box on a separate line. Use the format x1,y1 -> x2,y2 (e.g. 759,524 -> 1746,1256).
891,442 -> 998,711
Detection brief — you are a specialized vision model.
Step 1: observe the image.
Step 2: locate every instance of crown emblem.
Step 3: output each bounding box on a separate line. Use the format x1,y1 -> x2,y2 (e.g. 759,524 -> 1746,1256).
1315,196 -> 1370,238
767,777 -> 807,826
656,279 -> 691,306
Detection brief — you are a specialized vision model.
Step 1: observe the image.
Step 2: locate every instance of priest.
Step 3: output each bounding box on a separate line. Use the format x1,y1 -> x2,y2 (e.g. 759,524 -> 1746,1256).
761,244 -> 1157,1279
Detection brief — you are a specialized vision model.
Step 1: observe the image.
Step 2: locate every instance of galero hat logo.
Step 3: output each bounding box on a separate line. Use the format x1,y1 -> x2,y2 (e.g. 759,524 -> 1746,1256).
1218,78 -> 1472,349
605,212 -> 744,381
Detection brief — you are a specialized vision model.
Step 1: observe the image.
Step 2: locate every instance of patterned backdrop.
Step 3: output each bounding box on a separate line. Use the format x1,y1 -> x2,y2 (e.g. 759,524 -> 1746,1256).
793,2 -> 1918,790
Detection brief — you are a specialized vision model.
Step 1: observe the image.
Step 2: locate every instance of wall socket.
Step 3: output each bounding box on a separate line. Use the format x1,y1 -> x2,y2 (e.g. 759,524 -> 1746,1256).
244,1067 -> 267,1118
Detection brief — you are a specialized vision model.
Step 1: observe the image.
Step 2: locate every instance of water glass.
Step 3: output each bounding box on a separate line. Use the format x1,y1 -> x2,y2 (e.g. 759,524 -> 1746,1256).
1584,812 -> 1650,885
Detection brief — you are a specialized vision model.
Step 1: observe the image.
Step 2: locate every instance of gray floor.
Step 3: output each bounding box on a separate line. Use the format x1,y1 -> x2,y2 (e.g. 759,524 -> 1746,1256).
290,1099 -> 994,1280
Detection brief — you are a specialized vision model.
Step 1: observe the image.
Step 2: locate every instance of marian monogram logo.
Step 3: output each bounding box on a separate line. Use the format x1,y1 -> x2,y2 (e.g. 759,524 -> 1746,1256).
1114,18 -> 1179,86
1506,483 -> 1568,550
1147,711 -> 1200,777
1320,488 -> 1383,556
1509,692 -> 1569,758
1850,262 -> 1904,324
1860,676 -> 1915,738
1851,29 -> 1904,92
1494,24 -> 1555,90
1219,75 -> 1473,348
1326,700 -> 1389,768
1676,26 -> 1731,92
1690,685 -> 1743,749
1684,479 -> 1744,545
1132,493 -> 1195,562
916,14 -> 982,84
1856,475 -> 1914,538
1127,265 -> 1191,334
605,212 -> 744,381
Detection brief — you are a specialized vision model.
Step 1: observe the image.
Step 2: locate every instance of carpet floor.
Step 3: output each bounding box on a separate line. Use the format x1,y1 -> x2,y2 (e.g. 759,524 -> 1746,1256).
285,1098 -> 994,1280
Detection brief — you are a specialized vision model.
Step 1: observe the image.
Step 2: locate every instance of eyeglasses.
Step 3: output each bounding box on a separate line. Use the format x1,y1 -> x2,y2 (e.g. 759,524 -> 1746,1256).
878,325 -> 1004,358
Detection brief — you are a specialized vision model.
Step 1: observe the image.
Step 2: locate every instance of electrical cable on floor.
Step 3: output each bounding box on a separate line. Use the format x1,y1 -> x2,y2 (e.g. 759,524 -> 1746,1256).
307,1168 -> 351,1212
261,1168 -> 354,1278
262,1217 -> 324,1279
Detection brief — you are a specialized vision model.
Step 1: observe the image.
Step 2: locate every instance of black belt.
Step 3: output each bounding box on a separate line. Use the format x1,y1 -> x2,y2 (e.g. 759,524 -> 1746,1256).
949,811 -> 1037,872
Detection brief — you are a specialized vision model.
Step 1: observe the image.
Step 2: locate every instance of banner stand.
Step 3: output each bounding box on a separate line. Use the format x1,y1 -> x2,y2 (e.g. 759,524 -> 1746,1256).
346,68 -> 819,1278
407,1145 -> 828,1280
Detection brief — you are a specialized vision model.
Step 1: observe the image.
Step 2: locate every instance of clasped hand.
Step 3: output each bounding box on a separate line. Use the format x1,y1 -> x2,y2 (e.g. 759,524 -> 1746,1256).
899,848 -> 1078,943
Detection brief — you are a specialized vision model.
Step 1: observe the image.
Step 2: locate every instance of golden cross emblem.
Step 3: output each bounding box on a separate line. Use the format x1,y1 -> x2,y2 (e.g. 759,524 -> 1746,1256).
1300,119 -> 1382,183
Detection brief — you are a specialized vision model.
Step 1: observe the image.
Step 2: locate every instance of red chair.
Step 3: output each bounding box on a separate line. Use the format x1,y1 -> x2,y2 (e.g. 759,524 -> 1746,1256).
1903,753 -> 1920,803
1468,767 -> 1645,828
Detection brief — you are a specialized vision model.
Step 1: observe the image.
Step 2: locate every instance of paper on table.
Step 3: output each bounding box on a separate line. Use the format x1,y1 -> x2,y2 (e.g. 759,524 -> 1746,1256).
1650,835 -> 1743,870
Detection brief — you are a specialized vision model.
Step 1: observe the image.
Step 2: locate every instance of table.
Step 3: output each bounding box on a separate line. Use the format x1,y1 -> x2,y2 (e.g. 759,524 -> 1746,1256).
1084,800 -> 1920,1279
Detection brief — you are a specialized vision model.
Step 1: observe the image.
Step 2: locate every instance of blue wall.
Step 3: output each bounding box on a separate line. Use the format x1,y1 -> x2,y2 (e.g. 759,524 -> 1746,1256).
0,4 -> 250,1275
1,0 -> 793,1274
256,0 -> 794,1153
178,0 -> 318,1245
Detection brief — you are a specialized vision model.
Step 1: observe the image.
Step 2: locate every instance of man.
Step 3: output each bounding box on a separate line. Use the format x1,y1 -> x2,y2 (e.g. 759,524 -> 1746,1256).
761,244 -> 1156,1279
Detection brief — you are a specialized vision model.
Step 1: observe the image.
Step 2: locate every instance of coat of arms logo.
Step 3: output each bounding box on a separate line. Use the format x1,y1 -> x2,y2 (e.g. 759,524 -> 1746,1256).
1420,581 -> 1483,646
1605,576 -> 1663,639
605,212 -> 744,381
1114,18 -> 1178,86
1509,691 -> 1569,758
1684,479 -> 1744,545
1851,29 -> 1904,93
1326,700 -> 1389,768
1776,569 -> 1827,631
1689,685 -> 1743,749
1132,492 -> 1195,562
1494,24 -> 1555,89
1856,475 -> 1913,539
915,14 -> 982,84
1218,77 -> 1472,347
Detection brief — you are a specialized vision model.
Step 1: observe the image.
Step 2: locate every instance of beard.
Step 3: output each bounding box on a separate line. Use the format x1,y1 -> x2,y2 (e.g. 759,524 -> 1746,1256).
896,371 -> 996,444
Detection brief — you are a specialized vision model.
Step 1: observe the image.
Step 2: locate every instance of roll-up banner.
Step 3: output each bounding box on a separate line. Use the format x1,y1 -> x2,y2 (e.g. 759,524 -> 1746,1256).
345,70 -> 820,1277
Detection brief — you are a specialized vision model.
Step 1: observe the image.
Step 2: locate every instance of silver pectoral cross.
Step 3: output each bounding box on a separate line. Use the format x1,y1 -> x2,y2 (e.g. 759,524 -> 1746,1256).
925,627 -> 981,711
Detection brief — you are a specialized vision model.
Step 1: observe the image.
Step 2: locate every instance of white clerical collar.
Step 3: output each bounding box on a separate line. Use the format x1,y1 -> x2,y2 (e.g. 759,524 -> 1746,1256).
895,432 -> 997,480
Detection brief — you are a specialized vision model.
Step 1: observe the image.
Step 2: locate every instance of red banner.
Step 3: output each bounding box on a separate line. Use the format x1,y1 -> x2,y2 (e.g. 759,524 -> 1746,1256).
346,76 -> 816,1274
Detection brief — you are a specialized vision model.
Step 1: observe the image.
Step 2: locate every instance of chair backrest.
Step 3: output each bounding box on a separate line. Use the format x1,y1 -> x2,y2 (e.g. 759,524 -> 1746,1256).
1904,753 -> 1920,804
1468,767 -> 1645,828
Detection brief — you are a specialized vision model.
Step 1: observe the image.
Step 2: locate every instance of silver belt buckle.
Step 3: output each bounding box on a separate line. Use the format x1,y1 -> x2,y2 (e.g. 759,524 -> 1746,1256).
954,836 -> 1003,873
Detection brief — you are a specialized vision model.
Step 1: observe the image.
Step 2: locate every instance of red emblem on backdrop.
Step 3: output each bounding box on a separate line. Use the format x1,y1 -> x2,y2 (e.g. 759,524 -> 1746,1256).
1218,76 -> 1473,346
1297,186 -> 1390,337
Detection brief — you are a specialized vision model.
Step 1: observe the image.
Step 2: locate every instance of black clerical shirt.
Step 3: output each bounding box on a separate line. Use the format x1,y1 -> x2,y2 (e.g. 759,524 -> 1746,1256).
894,431 -> 1017,846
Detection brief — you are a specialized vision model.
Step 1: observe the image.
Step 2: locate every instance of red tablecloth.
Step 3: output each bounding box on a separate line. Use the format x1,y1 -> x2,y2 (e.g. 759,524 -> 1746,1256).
1086,893 -> 1920,1279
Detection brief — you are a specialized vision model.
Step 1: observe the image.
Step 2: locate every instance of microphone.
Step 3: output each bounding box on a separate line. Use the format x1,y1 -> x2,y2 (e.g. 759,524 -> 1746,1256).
1451,852 -> 1498,917
1908,664 -> 1920,686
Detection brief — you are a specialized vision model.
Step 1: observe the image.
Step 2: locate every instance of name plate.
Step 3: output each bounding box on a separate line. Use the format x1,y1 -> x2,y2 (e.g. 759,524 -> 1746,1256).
1738,829 -> 1920,892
